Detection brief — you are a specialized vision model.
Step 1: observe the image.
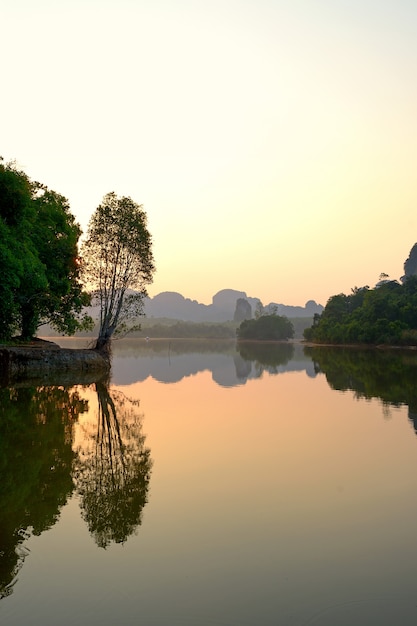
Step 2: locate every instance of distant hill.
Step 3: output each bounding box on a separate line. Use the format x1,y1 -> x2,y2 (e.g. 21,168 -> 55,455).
39,289 -> 324,337
143,289 -> 323,321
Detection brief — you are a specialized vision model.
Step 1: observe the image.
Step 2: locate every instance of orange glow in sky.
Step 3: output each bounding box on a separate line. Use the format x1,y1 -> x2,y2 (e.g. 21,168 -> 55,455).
2,0 -> 417,306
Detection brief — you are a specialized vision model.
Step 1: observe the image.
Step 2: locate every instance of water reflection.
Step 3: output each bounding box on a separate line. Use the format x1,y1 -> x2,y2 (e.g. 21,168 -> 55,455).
0,380 -> 151,597
3,343 -> 417,624
0,385 -> 87,598
236,341 -> 294,377
110,338 -> 316,386
73,382 -> 152,549
306,346 -> 417,433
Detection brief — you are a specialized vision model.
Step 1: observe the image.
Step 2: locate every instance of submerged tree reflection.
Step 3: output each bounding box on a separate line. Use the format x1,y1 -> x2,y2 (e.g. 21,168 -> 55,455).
73,382 -> 152,549
0,385 -> 88,599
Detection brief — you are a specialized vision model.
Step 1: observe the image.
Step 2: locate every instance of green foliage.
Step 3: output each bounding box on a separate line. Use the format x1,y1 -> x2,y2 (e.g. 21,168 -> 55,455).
0,160 -> 92,340
81,192 -> 155,350
0,160 -> 33,227
29,187 -> 93,335
304,277 -> 417,345
237,314 -> 294,341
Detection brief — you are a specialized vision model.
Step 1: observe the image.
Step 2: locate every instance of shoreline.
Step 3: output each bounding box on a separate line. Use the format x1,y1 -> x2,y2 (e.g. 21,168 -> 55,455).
0,339 -> 110,386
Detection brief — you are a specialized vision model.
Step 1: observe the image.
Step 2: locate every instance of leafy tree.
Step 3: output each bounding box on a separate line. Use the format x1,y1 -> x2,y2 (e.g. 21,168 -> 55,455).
0,220 -> 23,336
0,160 -> 92,340
0,159 -> 33,227
81,192 -> 155,351
237,314 -> 294,341
0,161 -> 41,339
21,186 -> 92,338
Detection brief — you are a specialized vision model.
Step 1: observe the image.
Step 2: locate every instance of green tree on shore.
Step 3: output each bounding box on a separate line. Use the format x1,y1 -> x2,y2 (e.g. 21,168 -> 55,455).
304,276 -> 417,345
0,160 -> 92,340
237,313 -> 294,341
81,192 -> 155,352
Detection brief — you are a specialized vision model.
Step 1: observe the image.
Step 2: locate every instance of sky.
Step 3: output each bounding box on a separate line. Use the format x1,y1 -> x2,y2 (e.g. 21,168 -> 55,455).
2,0 -> 417,307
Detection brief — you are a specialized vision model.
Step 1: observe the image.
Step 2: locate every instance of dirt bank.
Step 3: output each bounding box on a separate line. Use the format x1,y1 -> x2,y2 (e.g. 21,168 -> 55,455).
0,339 -> 110,385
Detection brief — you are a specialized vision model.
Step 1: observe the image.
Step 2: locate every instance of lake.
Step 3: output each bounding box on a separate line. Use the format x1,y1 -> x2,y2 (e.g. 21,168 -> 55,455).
2,339 -> 417,625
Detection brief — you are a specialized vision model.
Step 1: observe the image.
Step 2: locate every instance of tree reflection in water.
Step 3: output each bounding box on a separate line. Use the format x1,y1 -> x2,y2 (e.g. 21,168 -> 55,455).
0,385 -> 88,599
305,346 -> 417,434
236,342 -> 294,378
0,380 -> 152,598
73,382 -> 152,549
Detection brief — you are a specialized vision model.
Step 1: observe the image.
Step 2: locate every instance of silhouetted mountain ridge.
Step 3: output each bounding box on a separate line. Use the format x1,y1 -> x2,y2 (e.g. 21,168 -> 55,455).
144,288 -> 323,321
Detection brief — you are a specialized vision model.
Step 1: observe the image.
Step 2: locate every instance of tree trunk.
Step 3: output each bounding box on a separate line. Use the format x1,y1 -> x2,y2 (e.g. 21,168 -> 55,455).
21,303 -> 38,340
94,332 -> 113,358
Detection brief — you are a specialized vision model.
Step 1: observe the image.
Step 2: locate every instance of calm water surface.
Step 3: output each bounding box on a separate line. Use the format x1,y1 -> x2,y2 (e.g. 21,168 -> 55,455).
2,339 -> 417,625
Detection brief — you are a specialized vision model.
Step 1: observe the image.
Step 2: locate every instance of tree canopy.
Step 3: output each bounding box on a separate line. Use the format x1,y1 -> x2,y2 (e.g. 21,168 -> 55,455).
0,160 -> 92,340
304,276 -> 417,345
237,313 -> 294,341
81,192 -> 155,351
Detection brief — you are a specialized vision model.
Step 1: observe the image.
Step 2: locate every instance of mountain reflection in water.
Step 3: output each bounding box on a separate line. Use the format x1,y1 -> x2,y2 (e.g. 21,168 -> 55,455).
110,338 -> 317,386
3,340 -> 417,625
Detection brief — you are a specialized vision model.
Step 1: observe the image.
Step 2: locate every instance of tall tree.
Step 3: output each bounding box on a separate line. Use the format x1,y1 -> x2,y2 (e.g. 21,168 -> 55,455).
0,160 -> 92,340
27,186 -> 92,337
81,192 -> 155,351
0,160 -> 40,339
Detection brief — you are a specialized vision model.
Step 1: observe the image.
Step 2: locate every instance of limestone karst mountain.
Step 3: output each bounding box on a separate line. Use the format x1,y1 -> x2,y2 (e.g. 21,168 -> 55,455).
143,289 -> 323,321
40,289 -> 323,337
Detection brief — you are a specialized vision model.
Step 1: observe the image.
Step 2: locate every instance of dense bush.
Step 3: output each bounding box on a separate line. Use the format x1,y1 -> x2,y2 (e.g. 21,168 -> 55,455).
237,314 -> 294,341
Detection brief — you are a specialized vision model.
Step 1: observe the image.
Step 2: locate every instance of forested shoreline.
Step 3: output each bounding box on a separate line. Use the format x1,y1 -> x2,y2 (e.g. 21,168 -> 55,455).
2,158 -> 417,350
304,273 -> 417,346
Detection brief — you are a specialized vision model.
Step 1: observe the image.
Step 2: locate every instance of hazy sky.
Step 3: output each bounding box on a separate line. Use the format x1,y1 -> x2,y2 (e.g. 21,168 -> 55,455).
2,0 -> 417,306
